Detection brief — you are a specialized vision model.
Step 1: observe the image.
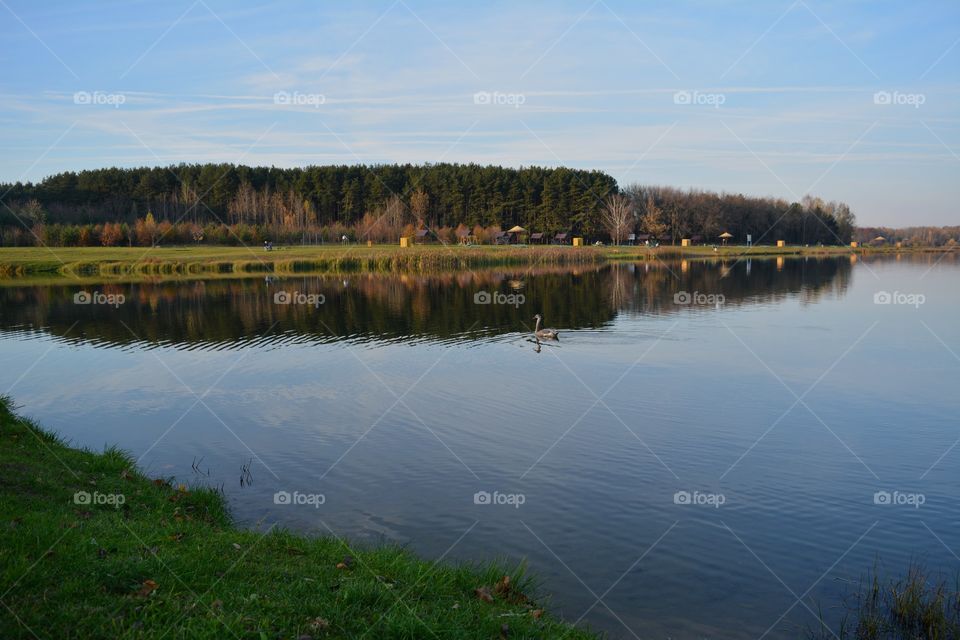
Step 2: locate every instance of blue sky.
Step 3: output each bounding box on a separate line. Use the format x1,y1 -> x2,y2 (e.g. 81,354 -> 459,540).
1,0 -> 958,226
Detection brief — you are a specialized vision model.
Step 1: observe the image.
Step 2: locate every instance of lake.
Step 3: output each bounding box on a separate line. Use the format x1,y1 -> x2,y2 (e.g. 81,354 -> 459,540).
2,253 -> 958,639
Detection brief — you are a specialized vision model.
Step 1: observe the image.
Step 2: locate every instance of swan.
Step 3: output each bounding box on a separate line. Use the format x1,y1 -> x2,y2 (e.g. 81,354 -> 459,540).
533,314 -> 559,340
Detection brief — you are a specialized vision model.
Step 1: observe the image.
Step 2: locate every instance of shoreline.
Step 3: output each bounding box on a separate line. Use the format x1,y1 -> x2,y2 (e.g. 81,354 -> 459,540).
0,396 -> 597,639
0,244 -> 951,285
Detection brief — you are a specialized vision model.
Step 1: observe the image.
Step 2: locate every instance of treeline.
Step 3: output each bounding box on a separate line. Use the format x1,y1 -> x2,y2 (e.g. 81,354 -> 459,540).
0,163 -> 615,233
621,185 -> 857,246
0,162 -> 866,247
855,225 -> 959,247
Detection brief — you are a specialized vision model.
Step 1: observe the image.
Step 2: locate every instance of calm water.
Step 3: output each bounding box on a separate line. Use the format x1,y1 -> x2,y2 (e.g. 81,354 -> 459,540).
2,254 -> 958,639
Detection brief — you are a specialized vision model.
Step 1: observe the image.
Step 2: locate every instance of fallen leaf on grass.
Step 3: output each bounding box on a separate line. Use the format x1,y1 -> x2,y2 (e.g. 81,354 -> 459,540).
169,532 -> 184,542
136,579 -> 158,597
493,575 -> 511,596
308,617 -> 329,630
232,543 -> 242,551
530,609 -> 544,619
120,468 -> 132,480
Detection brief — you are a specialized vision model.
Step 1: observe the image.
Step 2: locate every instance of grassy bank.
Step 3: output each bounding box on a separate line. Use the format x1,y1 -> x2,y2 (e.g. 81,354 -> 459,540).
0,397 -> 596,639
0,244 -> 951,282
0,245 -> 604,280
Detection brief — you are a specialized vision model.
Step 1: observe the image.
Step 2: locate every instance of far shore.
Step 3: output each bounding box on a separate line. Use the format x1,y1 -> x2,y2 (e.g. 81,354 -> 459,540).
0,243 -> 952,284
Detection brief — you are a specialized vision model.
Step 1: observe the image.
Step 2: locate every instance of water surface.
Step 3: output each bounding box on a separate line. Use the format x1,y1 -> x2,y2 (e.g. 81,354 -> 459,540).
2,253 -> 958,639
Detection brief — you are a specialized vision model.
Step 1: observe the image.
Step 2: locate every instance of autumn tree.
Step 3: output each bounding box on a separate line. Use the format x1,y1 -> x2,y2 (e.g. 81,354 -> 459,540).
409,189 -> 429,222
639,196 -> 667,240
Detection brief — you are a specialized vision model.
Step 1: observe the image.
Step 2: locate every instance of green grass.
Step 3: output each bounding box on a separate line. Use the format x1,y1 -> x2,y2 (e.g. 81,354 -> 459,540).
0,396 -> 598,639
0,243 -> 950,283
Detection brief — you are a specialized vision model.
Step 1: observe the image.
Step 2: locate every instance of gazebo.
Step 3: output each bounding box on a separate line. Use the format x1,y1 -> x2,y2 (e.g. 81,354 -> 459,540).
719,232 -> 734,245
507,225 -> 526,243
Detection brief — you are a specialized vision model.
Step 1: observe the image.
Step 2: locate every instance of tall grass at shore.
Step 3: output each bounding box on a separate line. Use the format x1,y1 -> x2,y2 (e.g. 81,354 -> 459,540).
809,564 -> 960,639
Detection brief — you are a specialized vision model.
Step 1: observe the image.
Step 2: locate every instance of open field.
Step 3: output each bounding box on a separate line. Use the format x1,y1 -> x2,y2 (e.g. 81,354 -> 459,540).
0,244 -> 950,283
0,396 -> 597,639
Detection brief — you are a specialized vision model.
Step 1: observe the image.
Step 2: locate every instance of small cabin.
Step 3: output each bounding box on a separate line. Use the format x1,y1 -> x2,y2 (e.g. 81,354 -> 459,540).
414,229 -> 431,244
529,232 -> 546,244
553,232 -> 570,245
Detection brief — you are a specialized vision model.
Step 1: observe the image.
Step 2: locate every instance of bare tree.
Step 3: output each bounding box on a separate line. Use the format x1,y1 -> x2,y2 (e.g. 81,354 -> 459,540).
602,194 -> 633,245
